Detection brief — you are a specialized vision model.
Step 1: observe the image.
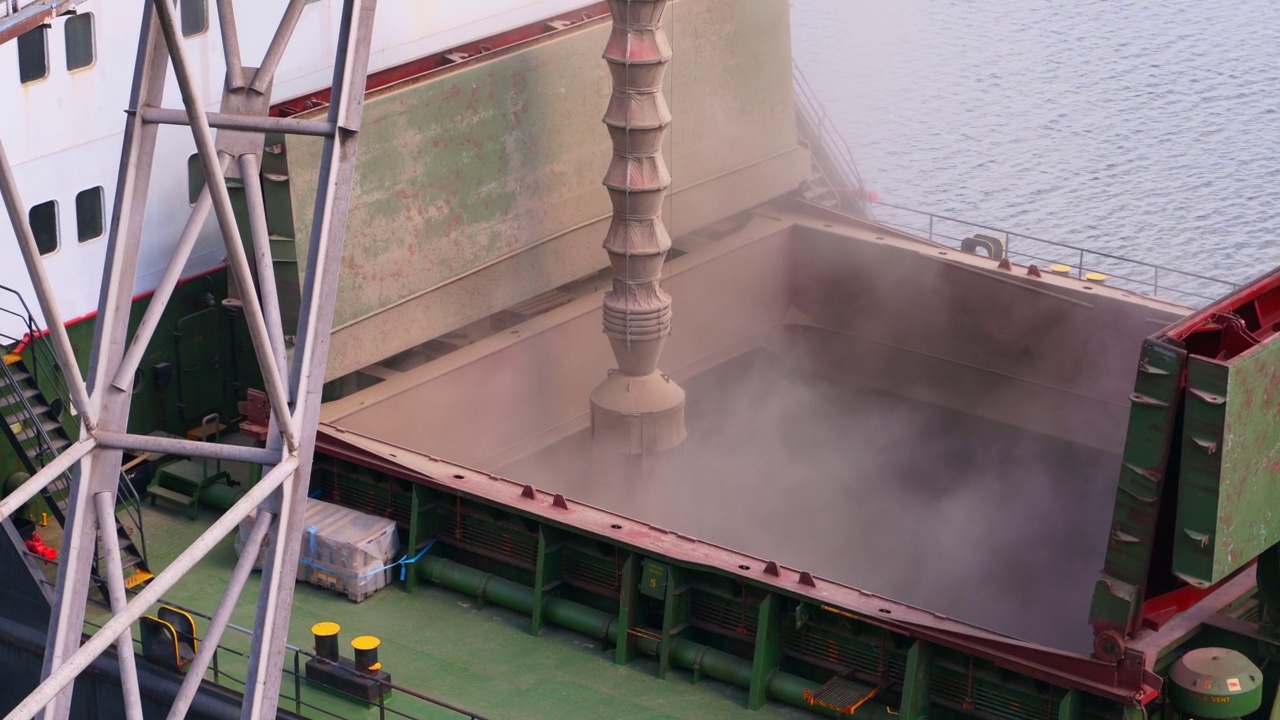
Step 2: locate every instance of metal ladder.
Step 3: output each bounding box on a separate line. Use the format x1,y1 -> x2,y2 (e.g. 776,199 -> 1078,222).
0,285 -> 151,595
793,60 -> 872,218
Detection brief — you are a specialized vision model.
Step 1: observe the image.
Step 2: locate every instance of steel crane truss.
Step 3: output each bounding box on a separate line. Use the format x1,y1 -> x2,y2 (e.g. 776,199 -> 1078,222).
0,0 -> 378,717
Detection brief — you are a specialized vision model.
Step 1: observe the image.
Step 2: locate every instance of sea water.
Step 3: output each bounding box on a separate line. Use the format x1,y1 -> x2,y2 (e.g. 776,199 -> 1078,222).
792,0 -> 1280,285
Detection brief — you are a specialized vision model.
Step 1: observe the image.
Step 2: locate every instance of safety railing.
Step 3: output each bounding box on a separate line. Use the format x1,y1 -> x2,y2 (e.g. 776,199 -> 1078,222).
88,601 -> 493,720
0,283 -> 73,415
0,348 -> 73,512
115,468 -> 148,567
793,60 -> 871,217
0,283 -> 147,567
870,200 -> 1238,307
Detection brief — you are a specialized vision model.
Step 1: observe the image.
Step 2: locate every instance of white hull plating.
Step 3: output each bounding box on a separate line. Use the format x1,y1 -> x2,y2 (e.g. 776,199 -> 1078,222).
0,0 -> 593,337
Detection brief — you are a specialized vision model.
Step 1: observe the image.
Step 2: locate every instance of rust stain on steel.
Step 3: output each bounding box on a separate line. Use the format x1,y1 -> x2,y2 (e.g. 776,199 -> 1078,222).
285,0 -> 801,366
1171,266 -> 1280,585
0,0 -> 86,46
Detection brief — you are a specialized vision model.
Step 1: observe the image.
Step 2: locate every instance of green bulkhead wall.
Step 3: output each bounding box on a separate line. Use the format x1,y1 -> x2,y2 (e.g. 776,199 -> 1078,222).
71,272 -> 260,434
0,267 -> 260,496
1089,337 -> 1187,638
283,0 -> 810,380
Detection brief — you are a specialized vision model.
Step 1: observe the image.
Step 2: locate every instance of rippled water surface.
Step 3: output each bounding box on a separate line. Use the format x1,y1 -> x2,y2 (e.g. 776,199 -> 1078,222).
791,0 -> 1280,286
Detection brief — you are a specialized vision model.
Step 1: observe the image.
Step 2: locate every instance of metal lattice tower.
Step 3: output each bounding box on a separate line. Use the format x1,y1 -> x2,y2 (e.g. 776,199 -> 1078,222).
0,0 -> 378,717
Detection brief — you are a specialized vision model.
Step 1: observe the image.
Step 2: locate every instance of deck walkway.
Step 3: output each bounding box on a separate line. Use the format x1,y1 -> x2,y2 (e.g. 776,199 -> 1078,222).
114,503 -> 813,720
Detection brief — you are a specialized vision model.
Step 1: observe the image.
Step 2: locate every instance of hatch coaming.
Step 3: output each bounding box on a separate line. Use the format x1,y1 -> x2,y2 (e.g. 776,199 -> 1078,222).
315,424 -> 1162,707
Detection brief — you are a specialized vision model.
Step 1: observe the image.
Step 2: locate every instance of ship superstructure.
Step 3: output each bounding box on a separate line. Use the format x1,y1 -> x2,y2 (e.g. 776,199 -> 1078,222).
0,0 -> 595,338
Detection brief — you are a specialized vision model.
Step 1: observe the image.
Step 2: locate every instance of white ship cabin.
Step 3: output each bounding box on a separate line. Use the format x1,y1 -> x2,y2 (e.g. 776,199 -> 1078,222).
0,0 -> 594,339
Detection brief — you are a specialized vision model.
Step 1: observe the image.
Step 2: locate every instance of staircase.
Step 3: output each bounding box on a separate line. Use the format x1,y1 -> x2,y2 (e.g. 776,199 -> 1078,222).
793,60 -> 873,218
0,286 -> 151,596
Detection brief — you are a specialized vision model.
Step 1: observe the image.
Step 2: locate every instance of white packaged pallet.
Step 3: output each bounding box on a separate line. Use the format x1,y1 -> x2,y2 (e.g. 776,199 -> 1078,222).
235,498 -> 400,602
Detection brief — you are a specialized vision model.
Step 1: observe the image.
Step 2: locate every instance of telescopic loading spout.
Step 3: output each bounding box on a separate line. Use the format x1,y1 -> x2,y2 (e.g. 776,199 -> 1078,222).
589,0 -> 687,454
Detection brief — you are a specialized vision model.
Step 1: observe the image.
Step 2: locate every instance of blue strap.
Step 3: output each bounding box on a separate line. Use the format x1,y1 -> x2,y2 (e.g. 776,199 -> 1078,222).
350,538 -> 438,581
296,530 -> 435,582
392,538 -> 437,582
298,525 -> 320,571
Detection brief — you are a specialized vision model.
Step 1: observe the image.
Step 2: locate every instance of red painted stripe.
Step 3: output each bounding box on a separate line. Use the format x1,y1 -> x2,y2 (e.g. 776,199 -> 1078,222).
15,263 -> 228,351
24,3 -> 609,343
270,2 -> 610,118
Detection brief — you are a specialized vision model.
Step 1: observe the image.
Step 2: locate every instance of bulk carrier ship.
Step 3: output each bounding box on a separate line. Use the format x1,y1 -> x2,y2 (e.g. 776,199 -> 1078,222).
2,2 -> 1280,720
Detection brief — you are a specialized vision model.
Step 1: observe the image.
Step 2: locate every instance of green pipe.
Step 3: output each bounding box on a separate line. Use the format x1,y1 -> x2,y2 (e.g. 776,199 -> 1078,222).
4,471 -> 30,499
545,595 -> 617,640
669,637 -> 753,688
200,484 -> 245,512
419,552 -> 534,615
416,556 -> 892,719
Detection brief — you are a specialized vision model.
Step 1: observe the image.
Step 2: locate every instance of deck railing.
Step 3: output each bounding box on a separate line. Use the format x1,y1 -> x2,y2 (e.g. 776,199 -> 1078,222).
86,602 -> 493,720
870,200 -> 1238,307
0,283 -> 73,410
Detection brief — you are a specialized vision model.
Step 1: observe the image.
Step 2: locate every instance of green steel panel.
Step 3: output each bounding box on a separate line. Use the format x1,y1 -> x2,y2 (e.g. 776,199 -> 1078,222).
531,526 -> 565,636
404,485 -> 437,594
0,269 -> 263,485
748,594 -> 780,710
642,558 -> 668,600
615,553 -> 640,666
659,564 -> 691,681
174,308 -> 223,421
1059,689 -> 1083,720
287,0 -> 799,330
1090,338 -> 1186,636
901,641 -> 934,720
1174,335 -> 1280,586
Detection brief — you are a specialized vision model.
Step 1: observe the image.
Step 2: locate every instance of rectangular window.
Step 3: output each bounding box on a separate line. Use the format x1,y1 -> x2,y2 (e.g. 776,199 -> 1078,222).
179,0 -> 208,38
64,13 -> 95,71
75,187 -> 104,243
17,27 -> 48,84
187,154 -> 205,205
29,200 -> 59,256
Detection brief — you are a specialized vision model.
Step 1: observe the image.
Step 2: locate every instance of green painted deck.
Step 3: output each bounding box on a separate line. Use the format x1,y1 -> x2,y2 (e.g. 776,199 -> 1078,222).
115,503 -> 814,719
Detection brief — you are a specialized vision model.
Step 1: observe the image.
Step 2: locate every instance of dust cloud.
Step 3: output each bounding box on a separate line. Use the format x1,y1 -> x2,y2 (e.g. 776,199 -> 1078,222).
503,338 -> 1118,653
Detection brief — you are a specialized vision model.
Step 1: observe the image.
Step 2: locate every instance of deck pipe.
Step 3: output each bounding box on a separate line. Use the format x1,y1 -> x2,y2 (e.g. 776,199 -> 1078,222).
589,0 -> 686,454
417,556 -> 891,719
200,483 -> 246,511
